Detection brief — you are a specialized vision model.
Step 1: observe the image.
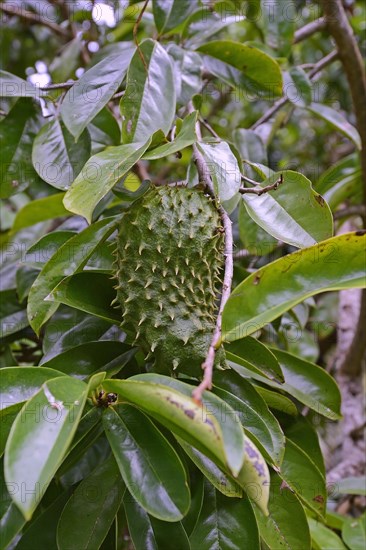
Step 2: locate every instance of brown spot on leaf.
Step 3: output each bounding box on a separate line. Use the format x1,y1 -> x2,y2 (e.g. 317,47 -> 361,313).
253,274 -> 261,285
355,230 -> 366,236
313,494 -> 324,504
315,194 -> 325,206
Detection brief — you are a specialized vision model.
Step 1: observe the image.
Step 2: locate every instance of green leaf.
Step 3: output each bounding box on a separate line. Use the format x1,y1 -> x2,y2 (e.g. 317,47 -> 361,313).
32,119 -> 91,190
4,376 -> 87,520
231,349 -> 341,420
153,0 -> 199,33
88,107 -> 121,153
272,350 -> 341,420
47,271 -> 121,324
49,36 -> 82,83
177,438 -> 242,498
57,455 -> 124,550
41,341 -> 133,379
224,337 -> 284,383
61,50 -> 134,140
308,518 -> 347,550
233,128 -> 267,165
255,472 -> 311,550
342,514 -> 366,550
0,98 -> 42,198
143,111 -> 197,160
121,39 -> 176,144
12,490 -> 72,550
0,366 -> 64,412
124,493 -> 191,550
335,476 -> 366,496
0,289 -> 28,339
0,404 -> 22,457
284,416 -> 325,477
102,374 -> 246,477
242,171 -> 333,248
167,45 -> 202,105
0,458 -> 26,550
287,67 -> 312,106
304,103 -> 361,150
0,70 -> 40,98
186,14 -> 246,48
190,481 -> 260,549
260,0 -> 295,56
63,140 -> 151,222
27,217 -> 117,335
197,141 -> 241,213
280,439 -> 326,517
222,232 -> 366,342
197,41 -> 283,96
12,193 -> 70,232
104,405 -> 190,521
254,386 -> 298,417
238,200 -> 278,255
25,231 -> 76,268
213,370 -> 285,466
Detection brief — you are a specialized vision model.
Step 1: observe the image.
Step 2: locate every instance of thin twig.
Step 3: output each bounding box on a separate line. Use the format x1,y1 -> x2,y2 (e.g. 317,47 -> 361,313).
0,4 -> 70,37
334,205 -> 366,220
199,117 -> 220,139
251,50 -> 338,130
133,0 -> 150,75
188,104 -> 234,403
40,81 -> 75,91
293,17 -> 326,44
239,174 -> 283,196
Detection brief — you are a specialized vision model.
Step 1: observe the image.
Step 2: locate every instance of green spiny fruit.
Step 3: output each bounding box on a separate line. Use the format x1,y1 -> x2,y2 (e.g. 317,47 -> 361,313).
114,185 -> 226,377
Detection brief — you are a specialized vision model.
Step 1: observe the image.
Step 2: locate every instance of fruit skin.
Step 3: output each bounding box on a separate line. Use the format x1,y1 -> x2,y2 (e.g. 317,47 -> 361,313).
114,184 -> 226,376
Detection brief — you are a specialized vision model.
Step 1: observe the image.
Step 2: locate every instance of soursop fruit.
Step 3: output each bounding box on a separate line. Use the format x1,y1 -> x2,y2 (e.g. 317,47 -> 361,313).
114,184 -> 226,376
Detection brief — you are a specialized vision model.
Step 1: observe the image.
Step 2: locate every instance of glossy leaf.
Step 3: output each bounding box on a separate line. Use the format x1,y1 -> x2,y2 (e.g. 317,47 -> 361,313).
63,140 -> 151,222
0,366 -> 64,412
57,455 -> 124,550
308,518 -> 347,550
88,107 -> 121,154
236,437 -> 270,515
241,171 -> 333,248
0,99 -> 42,198
61,49 -> 134,139
32,119 -> 91,190
121,39 -> 176,144
287,67 -> 312,107
102,374 -> 246,477
190,481 -> 260,549
255,472 -> 311,550
0,458 -> 26,550
103,405 -> 190,521
342,514 -> 366,550
272,350 -> 341,420
304,102 -> 361,150
224,337 -> 284,383
124,493 -> 191,550
197,141 -> 241,213
25,231 -> 75,268
197,41 -> 283,96
213,370 -> 285,466
12,193 -> 70,231
27,217 -> 117,334
0,70 -> 40,98
280,439 -> 326,517
231,349 -> 341,420
4,376 -> 87,520
177,438 -> 242,498
167,46 -> 202,105
186,14 -> 246,48
284,415 -> 325,476
153,0 -> 198,33
254,386 -> 298,417
41,341 -> 133,378
0,289 -> 28,339
238,198 -> 278,256
143,111 -> 197,160
47,271 -> 121,324
222,232 -> 366,342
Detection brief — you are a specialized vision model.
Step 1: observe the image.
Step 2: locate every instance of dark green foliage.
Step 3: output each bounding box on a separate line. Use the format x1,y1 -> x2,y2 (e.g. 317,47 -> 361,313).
115,185 -> 225,376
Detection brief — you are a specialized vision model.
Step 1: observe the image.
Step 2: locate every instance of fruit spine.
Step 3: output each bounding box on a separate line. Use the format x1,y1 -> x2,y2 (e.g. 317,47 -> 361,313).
114,185 -> 226,376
